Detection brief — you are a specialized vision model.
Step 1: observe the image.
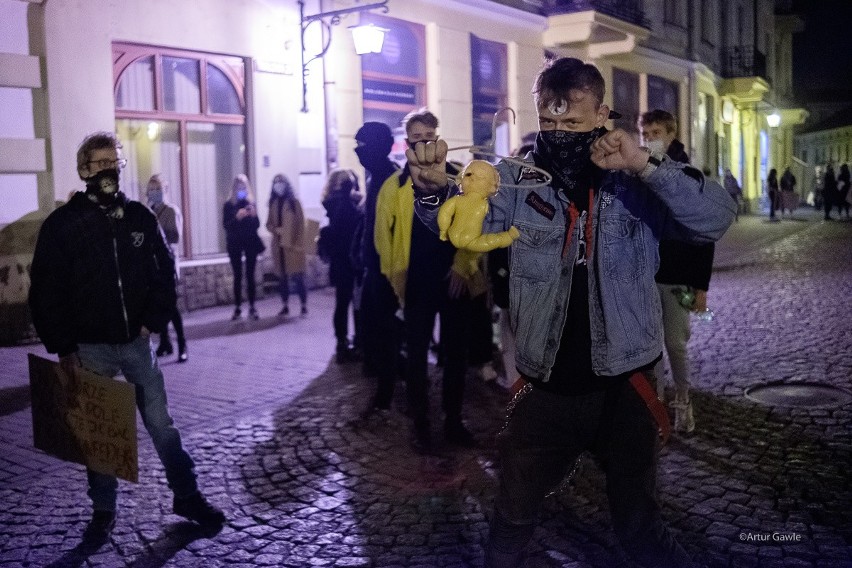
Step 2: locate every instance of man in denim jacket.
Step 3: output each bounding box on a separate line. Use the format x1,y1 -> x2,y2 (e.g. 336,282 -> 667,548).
409,58 -> 735,567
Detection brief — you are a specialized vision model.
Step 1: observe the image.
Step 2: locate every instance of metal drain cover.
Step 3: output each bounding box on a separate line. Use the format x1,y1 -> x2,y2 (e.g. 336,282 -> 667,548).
744,382 -> 852,408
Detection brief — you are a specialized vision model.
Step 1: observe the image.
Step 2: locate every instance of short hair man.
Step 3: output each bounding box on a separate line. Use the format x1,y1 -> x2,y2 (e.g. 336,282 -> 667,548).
409,58 -> 735,567
374,108 -> 475,452
638,109 -> 716,434
29,132 -> 224,538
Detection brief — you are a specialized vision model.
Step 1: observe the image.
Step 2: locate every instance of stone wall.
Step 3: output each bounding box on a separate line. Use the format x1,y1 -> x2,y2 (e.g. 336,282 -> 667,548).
176,254 -> 329,312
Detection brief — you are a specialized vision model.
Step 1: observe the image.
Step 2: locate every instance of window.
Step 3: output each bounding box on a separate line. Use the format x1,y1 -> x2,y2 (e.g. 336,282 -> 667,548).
113,43 -> 247,259
647,75 -> 679,117
701,0 -> 716,45
471,35 -> 509,160
359,14 -> 426,164
612,68 -> 640,134
664,0 -> 685,27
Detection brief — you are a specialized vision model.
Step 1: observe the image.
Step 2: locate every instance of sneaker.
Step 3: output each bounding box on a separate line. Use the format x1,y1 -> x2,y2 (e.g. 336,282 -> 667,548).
301,304 -> 308,316
173,492 -> 226,526
279,305 -> 289,316
445,421 -> 477,448
671,400 -> 695,434
84,510 -> 116,538
177,345 -> 188,363
248,307 -> 259,321
231,308 -> 242,321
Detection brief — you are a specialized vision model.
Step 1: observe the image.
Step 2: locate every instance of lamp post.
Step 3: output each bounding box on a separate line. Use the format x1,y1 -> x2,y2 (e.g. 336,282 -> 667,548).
299,0 -> 389,113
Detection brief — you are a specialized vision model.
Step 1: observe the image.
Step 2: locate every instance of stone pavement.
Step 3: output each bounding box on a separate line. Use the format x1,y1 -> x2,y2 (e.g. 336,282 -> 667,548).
0,209 -> 850,567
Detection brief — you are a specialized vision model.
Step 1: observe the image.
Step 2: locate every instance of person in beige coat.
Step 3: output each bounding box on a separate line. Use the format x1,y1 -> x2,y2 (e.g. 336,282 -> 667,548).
266,173 -> 307,315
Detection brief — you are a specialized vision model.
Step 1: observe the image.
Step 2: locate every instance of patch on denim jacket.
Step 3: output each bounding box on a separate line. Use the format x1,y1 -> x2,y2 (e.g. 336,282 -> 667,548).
524,192 -> 556,220
516,166 -> 548,184
600,190 -> 614,210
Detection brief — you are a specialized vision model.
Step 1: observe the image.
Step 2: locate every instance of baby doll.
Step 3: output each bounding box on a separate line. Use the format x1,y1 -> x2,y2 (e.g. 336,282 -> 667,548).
438,159 -> 519,253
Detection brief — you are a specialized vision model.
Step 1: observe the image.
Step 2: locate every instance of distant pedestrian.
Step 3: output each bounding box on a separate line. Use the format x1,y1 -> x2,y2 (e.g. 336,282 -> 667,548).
319,169 -> 364,362
836,163 -> 850,218
724,168 -> 743,221
29,131 -> 225,539
266,173 -> 308,316
823,164 -> 838,220
780,167 -> 797,216
146,174 -> 188,362
766,168 -> 779,220
224,174 -> 265,320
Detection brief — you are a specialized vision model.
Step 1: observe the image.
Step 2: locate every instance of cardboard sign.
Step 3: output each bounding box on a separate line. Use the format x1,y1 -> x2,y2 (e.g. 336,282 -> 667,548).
28,354 -> 138,482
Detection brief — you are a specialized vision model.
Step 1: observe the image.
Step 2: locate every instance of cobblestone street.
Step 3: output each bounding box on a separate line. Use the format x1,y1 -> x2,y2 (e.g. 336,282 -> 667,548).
1,211 -> 850,567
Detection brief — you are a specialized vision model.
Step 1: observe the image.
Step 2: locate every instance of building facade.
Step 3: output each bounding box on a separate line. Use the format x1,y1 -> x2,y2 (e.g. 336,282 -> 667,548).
0,0 -> 805,343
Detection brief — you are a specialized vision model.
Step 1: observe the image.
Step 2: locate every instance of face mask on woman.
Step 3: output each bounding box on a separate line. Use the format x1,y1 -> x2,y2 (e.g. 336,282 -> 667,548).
236,189 -> 248,201
147,188 -> 163,207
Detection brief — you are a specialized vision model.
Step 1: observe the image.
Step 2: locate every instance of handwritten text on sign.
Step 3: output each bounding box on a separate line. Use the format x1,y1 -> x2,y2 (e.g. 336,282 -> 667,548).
28,354 -> 138,482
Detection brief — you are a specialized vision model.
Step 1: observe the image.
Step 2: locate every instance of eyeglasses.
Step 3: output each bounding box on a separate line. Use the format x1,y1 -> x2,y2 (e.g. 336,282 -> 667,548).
86,158 -> 127,170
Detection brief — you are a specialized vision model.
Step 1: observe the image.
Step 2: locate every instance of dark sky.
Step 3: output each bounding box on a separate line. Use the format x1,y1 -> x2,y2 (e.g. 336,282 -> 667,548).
792,0 -> 852,97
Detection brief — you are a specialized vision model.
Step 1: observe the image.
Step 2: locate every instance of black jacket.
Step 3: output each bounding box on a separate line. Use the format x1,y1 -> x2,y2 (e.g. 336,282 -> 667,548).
655,139 -> 715,290
29,192 -> 177,356
320,194 -> 363,287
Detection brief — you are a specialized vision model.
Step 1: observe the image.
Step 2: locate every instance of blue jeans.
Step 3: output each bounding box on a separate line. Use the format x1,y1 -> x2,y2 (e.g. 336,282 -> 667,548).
77,335 -> 197,512
486,383 -> 692,568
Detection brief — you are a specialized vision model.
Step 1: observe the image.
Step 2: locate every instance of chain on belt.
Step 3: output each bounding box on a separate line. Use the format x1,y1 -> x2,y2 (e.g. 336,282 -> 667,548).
498,380 -> 582,499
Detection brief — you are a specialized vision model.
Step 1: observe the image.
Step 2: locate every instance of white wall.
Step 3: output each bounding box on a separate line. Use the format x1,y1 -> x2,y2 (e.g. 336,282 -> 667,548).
38,0 -> 308,230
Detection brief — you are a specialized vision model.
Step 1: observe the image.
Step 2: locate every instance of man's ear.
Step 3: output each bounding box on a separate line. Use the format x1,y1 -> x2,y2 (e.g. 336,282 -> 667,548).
596,104 -> 610,128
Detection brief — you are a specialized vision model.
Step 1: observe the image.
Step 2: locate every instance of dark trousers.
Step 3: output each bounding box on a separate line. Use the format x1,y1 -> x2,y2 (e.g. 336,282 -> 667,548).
361,269 -> 400,409
159,308 -> 186,349
404,287 -> 472,430
228,250 -> 257,308
333,274 -> 355,343
485,383 -> 692,568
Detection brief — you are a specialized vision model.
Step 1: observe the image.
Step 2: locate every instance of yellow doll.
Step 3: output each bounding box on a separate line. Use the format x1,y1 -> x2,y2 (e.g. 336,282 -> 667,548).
438,159 -> 520,253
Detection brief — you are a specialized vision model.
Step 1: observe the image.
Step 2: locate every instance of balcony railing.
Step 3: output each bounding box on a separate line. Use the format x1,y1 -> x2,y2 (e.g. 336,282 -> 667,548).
722,46 -> 768,81
542,0 -> 646,28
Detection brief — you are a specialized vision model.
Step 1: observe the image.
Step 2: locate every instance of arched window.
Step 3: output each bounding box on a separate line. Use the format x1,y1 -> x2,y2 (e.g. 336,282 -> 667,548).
113,43 -> 247,259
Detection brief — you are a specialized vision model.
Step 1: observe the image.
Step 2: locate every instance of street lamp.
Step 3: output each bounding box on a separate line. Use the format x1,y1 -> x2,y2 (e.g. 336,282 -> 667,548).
767,112 -> 781,128
349,23 -> 388,55
299,0 -> 389,113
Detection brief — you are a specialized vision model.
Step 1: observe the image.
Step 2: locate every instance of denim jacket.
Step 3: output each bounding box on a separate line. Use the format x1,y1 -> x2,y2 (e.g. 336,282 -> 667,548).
416,156 -> 736,381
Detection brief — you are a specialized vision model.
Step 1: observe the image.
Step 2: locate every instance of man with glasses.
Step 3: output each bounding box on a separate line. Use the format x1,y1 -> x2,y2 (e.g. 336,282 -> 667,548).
29,131 -> 225,538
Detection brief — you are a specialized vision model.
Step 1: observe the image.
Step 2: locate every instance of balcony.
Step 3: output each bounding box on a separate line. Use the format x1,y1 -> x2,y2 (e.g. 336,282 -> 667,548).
541,0 -> 649,58
542,0 -> 646,27
722,46 -> 768,82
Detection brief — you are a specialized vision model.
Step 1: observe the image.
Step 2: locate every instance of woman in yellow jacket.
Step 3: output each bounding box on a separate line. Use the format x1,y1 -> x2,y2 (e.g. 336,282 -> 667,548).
266,174 -> 307,316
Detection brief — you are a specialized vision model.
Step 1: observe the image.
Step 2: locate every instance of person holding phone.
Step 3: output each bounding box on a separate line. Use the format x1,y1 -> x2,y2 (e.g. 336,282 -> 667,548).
223,174 -> 265,321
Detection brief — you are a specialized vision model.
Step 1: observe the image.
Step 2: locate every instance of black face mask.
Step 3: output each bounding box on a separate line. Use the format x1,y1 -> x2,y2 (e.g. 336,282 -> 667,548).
534,127 -> 606,192
355,145 -> 390,173
85,168 -> 121,207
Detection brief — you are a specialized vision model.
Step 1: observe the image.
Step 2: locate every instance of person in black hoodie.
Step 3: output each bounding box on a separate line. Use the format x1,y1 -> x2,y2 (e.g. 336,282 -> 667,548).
352,122 -> 400,414
29,132 -> 224,538
639,110 -> 715,434
319,168 -> 364,362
